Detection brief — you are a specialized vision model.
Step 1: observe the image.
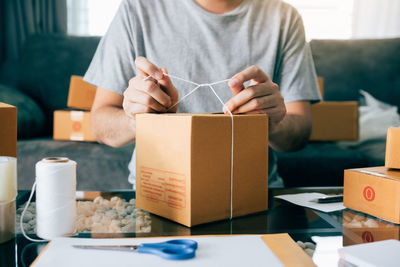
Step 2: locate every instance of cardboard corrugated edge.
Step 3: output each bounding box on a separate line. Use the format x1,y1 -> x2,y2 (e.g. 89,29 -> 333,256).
31,234 -> 315,267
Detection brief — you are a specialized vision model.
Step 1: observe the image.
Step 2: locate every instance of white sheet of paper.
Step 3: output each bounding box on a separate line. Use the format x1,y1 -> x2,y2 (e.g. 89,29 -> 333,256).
312,236 -> 343,267
33,235 -> 284,267
338,239 -> 400,267
274,193 -> 345,212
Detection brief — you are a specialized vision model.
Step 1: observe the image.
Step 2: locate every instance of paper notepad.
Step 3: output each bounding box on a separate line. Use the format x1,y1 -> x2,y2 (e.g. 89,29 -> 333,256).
32,234 -> 315,267
275,193 -> 345,212
339,239 -> 400,267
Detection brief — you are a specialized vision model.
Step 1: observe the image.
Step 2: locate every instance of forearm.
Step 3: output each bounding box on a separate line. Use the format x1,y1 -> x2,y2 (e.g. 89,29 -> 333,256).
269,113 -> 311,152
91,106 -> 135,147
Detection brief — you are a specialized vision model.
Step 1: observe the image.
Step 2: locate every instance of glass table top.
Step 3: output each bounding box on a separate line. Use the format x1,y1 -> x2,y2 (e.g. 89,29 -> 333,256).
1,187 -> 398,266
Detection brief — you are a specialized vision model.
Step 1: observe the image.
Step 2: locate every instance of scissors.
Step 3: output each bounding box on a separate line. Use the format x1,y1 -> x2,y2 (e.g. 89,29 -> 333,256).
73,239 -> 198,260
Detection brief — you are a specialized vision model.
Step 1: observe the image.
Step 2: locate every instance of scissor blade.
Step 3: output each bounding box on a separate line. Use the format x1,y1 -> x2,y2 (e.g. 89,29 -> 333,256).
73,245 -> 139,252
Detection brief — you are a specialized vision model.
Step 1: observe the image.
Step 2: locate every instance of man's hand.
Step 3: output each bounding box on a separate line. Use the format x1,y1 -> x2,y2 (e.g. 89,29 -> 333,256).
224,65 -> 286,132
123,57 -> 179,120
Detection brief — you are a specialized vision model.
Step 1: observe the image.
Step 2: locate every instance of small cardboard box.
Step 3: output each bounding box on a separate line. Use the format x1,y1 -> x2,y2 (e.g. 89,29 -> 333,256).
342,210 -> 399,246
385,127 -> 400,169
344,167 -> 400,224
53,110 -> 95,142
135,113 -> 269,227
67,76 -> 97,110
310,101 -> 359,141
317,77 -> 324,100
0,103 -> 17,157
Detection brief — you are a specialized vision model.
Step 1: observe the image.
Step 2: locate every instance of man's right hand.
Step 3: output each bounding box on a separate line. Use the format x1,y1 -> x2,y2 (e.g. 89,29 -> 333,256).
123,57 -> 179,120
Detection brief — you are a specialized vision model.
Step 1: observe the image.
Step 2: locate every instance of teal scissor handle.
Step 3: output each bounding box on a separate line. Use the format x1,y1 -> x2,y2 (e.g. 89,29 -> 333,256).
137,239 -> 198,260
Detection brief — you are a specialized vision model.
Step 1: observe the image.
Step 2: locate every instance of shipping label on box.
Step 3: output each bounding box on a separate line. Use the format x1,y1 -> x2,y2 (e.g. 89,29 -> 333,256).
342,210 -> 399,246
0,103 -> 17,157
344,167 -> 400,224
53,110 -> 96,142
310,101 -> 359,141
385,127 -> 400,169
67,76 -> 97,110
136,113 -> 269,227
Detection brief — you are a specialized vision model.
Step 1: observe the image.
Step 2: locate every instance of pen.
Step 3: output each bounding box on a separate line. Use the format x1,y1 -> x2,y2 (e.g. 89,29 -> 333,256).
310,195 -> 343,203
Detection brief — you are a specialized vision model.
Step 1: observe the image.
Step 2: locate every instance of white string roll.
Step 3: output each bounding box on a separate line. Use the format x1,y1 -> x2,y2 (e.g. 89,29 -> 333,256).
21,157 -> 77,241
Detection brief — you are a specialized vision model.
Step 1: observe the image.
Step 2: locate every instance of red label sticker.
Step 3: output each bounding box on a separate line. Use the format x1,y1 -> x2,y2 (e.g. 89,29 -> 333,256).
362,231 -> 374,243
363,186 -> 375,201
72,121 -> 82,132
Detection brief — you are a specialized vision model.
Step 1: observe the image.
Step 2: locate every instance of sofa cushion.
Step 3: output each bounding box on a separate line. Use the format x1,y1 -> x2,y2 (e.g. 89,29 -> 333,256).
0,84 -> 45,138
17,138 -> 134,190
18,34 -> 101,134
277,143 -> 369,187
310,38 -> 400,110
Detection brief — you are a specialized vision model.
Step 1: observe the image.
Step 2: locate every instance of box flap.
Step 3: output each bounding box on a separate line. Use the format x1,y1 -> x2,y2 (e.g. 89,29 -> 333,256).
0,102 -> 16,109
262,234 -> 316,267
350,166 -> 400,182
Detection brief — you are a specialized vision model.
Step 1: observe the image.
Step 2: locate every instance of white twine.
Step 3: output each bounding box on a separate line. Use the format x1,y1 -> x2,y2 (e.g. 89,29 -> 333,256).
20,159 -> 77,242
144,73 -> 235,219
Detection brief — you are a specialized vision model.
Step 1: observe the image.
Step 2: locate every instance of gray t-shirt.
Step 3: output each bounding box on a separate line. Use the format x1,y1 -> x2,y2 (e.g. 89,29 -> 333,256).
84,0 -> 321,188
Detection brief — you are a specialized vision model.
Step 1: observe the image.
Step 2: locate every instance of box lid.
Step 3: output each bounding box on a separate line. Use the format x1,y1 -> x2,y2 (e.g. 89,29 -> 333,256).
348,167 -> 400,182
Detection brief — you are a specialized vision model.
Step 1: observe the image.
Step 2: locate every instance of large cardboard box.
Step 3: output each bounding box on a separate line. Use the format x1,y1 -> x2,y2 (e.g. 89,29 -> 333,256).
135,113 -> 269,227
342,210 -> 399,246
0,103 -> 17,157
53,110 -> 95,142
344,167 -> 400,224
310,101 -> 359,141
385,127 -> 400,169
67,76 -> 97,110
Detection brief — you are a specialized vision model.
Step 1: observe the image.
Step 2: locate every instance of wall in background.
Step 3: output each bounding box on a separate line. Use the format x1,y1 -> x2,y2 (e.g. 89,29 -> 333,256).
67,0 -> 400,40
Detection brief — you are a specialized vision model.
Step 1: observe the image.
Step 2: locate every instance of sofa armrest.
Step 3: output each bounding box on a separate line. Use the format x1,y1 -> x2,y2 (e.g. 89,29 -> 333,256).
0,83 -> 45,138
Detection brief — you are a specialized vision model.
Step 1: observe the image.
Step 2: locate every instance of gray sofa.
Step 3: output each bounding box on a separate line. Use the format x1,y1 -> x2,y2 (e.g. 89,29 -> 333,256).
1,34 -> 399,190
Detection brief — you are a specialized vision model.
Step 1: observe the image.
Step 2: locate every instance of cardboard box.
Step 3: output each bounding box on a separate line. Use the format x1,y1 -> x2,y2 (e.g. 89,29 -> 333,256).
344,167 -> 400,224
385,127 -> 400,169
317,77 -> 324,100
67,76 -> 97,110
53,110 -> 95,142
135,113 -> 269,227
342,210 -> 399,246
0,103 -> 17,157
310,101 -> 359,141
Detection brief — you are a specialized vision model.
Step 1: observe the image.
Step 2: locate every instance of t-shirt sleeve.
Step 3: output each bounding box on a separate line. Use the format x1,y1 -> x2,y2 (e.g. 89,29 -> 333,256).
274,8 -> 321,104
83,0 -> 136,95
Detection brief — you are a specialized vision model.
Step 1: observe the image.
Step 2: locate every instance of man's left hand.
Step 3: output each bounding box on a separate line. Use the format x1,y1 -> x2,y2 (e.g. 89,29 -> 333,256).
224,65 -> 286,131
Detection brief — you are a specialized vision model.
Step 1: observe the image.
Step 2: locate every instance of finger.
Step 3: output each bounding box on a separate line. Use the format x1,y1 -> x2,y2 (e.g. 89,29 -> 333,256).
134,79 -> 172,107
232,94 -> 282,114
123,102 -> 157,119
158,68 -> 177,97
135,57 -> 164,80
126,90 -> 167,112
229,65 -> 269,95
224,84 -> 275,113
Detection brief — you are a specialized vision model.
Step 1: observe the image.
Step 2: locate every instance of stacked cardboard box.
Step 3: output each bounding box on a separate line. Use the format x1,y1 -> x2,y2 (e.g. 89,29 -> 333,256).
310,77 -> 359,141
53,76 -> 97,142
0,103 -> 17,157
344,127 -> 400,224
136,113 -> 269,227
